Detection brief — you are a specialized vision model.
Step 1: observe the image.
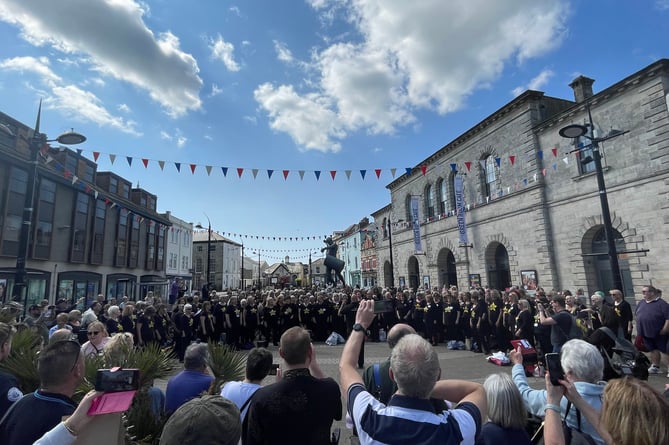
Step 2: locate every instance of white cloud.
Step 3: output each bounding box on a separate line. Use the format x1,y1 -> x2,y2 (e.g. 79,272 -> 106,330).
0,56 -> 140,135
160,131 -> 172,140
118,103 -> 131,113
0,0 -> 203,117
159,128 -> 187,148
243,115 -> 257,125
255,0 -> 569,152
209,34 -> 241,72
511,69 -> 554,97
656,0 -> 669,10
273,40 -> 294,63
210,83 -> 223,97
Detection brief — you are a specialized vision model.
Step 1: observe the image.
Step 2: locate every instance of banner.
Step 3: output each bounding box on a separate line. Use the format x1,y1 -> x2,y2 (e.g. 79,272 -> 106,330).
410,196 -> 423,254
455,175 -> 469,245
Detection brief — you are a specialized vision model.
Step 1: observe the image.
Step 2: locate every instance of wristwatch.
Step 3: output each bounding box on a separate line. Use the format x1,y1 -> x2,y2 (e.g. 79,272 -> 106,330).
352,323 -> 365,332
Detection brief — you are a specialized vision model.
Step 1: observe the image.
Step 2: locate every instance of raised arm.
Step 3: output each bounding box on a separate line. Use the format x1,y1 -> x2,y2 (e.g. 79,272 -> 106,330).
339,300 -> 375,392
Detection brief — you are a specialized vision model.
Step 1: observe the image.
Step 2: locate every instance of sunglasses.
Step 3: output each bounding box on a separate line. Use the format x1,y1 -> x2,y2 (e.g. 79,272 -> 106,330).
87,331 -> 100,336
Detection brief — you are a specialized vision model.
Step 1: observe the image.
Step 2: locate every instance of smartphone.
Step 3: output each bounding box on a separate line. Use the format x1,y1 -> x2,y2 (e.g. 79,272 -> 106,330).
95,368 -> 140,392
268,363 -> 280,375
373,300 -> 393,314
544,353 -> 564,386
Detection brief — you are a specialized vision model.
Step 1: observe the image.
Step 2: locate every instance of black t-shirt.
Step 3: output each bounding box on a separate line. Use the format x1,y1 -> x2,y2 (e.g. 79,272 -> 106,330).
550,311 -> 573,346
0,371 -> 22,419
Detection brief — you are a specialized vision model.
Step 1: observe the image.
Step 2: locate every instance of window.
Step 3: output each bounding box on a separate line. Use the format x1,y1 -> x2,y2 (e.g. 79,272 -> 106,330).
90,200 -> 106,264
448,172 -> 456,211
437,179 -> 446,215
156,225 -> 165,270
405,195 -> 412,222
481,155 -> 499,198
115,211 -> 128,266
33,179 -> 56,259
109,177 -> 118,194
128,216 -> 139,268
2,167 -> 27,256
576,131 -> 596,175
71,193 -> 90,263
425,184 -> 435,218
145,223 -> 155,270
121,183 -> 130,199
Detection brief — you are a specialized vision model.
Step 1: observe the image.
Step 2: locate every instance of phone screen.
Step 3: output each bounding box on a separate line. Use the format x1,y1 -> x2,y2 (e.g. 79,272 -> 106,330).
373,300 -> 393,314
544,353 -> 564,386
95,369 -> 140,392
268,363 -> 280,375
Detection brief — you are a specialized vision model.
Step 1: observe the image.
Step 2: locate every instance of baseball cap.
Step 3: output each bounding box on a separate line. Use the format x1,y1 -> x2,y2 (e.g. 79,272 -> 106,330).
160,395 -> 241,445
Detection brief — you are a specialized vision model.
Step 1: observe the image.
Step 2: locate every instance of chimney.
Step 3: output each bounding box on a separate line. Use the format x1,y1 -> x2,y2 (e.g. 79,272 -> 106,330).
569,76 -> 595,103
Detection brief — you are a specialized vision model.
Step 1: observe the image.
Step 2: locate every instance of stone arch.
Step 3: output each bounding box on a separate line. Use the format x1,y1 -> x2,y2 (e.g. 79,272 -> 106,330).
481,233 -> 515,290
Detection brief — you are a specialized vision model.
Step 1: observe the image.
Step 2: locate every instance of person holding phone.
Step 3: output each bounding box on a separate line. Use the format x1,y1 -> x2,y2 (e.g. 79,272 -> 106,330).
509,339 -> 606,445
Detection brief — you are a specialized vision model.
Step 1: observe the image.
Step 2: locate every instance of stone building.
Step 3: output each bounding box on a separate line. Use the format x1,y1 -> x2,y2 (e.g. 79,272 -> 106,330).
374,59 -> 669,302
192,231 -> 241,291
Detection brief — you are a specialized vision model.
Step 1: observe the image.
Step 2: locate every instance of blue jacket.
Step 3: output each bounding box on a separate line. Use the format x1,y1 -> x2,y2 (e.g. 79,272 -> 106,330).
511,364 -> 605,445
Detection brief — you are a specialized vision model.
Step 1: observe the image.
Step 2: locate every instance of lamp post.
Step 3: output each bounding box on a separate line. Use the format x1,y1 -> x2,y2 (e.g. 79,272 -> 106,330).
195,214 -> 212,292
387,217 -> 395,288
256,249 -> 262,289
241,241 -> 244,291
559,103 -> 627,292
10,101 -> 86,313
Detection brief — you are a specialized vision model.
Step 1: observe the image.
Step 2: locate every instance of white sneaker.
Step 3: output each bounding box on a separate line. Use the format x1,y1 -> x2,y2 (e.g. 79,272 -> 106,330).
648,365 -> 661,374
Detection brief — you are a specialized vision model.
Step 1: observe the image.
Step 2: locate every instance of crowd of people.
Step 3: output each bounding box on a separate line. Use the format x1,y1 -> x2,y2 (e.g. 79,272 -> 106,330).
0,282 -> 668,444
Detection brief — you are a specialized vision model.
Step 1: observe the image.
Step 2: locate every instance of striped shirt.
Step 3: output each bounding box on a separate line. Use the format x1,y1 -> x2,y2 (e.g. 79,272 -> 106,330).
347,383 -> 481,445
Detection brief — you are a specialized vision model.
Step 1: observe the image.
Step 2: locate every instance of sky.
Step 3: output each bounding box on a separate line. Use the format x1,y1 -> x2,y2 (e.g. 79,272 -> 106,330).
0,0 -> 668,264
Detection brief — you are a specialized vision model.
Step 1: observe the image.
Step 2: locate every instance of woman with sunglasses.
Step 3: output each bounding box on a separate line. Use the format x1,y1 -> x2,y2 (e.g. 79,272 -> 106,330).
81,321 -> 110,358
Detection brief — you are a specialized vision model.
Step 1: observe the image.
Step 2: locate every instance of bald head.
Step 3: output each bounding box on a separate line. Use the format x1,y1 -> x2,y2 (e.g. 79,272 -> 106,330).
387,323 -> 416,349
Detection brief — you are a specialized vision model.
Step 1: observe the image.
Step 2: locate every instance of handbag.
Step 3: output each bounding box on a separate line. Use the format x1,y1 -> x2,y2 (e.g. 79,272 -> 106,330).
530,402 -> 597,445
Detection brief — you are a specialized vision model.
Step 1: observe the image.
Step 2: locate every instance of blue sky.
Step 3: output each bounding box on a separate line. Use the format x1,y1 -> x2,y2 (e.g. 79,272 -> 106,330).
1,0 -> 668,263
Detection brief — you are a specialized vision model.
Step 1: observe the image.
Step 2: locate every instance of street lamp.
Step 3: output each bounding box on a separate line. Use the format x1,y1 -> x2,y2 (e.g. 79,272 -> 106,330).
386,218 -> 395,288
241,241 -> 244,291
8,101 -> 86,312
255,249 -> 262,289
195,213 -> 212,292
559,103 -> 627,292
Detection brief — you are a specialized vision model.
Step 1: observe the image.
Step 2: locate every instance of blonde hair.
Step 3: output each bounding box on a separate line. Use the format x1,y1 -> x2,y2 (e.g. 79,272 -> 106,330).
601,377 -> 669,445
104,332 -> 134,366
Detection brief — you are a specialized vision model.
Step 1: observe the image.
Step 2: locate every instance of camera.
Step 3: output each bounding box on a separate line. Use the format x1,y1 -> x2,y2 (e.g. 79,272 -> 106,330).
373,300 -> 393,314
95,368 -> 140,392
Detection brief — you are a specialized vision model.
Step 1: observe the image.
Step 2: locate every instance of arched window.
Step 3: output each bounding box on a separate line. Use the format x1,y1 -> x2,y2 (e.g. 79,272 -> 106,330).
481,155 -> 498,198
405,195 -> 412,222
448,171 -> 457,212
437,178 -> 446,215
425,184 -> 435,219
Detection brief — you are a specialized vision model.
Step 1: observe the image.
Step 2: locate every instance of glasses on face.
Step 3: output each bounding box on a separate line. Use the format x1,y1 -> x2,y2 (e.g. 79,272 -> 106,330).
87,331 -> 100,336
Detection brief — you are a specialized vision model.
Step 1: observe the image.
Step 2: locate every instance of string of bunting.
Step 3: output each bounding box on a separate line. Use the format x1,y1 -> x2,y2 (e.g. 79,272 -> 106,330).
74,145 -> 575,182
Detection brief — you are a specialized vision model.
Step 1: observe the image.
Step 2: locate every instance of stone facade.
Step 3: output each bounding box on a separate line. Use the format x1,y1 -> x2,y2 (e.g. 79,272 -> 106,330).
375,59 -> 669,302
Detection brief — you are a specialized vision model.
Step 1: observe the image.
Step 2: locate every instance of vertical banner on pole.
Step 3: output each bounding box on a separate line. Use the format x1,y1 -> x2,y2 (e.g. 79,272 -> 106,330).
455,175 -> 469,245
410,196 -> 424,254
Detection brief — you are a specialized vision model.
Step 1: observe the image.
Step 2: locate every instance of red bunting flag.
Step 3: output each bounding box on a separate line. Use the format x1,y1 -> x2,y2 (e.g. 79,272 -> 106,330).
420,165 -> 427,175
93,151 -> 100,162
142,159 -> 149,168
190,164 -> 196,174
509,155 -> 515,166
464,161 -> 472,171
552,147 -> 558,157
330,171 -> 337,180
283,170 -> 289,180
237,168 -> 244,178
375,169 -> 382,179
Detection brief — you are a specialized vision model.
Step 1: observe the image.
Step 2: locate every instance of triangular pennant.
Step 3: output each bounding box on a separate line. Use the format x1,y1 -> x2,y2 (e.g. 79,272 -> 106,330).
330,171 -> 337,180
552,147 -> 558,157
345,170 -> 351,180
252,169 -> 259,179
237,168 -> 244,178
206,165 -> 212,176
109,154 -> 116,164
420,165 -> 427,175
390,168 -> 397,178
126,156 -> 133,167
267,170 -> 274,179
94,190 -> 99,199
359,170 -> 366,180
495,157 -> 501,167
190,164 -> 197,174
142,158 -> 149,168
282,170 -> 289,180
405,168 -> 412,176
464,161 -> 472,171
375,169 -> 381,179
509,155 -> 515,166
93,151 -> 100,162
450,163 -> 457,172
562,157 -> 569,165
175,162 -> 181,172
552,163 -> 557,171
298,170 -> 305,180
158,160 -> 165,170
76,149 -> 83,156
537,150 -> 544,160
221,167 -> 228,176
314,171 -> 321,181
71,175 -> 78,185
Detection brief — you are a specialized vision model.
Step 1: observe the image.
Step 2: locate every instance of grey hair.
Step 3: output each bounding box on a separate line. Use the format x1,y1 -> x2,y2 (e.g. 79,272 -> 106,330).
518,299 -> 529,310
390,334 -> 440,399
107,305 -> 120,317
483,373 -> 527,429
560,339 -> 603,382
184,343 -> 210,370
